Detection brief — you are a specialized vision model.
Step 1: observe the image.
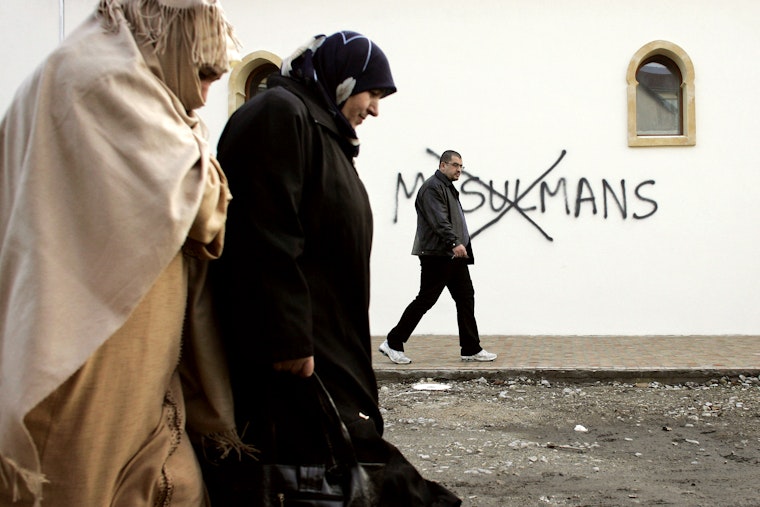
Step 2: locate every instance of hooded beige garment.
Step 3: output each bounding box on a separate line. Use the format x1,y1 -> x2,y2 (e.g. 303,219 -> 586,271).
0,1 -> 235,504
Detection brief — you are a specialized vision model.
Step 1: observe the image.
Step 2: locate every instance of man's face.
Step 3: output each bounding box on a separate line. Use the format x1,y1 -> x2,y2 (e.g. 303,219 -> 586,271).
439,156 -> 464,181
341,89 -> 383,129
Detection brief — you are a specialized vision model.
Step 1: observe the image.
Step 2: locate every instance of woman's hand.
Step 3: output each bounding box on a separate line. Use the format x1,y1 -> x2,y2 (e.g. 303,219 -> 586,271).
273,356 -> 315,378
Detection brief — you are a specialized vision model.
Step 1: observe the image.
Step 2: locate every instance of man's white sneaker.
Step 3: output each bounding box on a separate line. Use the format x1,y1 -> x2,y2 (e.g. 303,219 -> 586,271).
461,349 -> 497,362
379,340 -> 412,364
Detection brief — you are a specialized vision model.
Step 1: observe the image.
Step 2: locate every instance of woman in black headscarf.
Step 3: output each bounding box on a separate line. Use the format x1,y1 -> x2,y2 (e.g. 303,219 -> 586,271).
206,31 -> 461,506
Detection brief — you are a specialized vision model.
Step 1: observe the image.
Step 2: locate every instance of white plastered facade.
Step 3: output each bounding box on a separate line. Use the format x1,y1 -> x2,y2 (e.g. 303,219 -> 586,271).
3,0 -> 759,337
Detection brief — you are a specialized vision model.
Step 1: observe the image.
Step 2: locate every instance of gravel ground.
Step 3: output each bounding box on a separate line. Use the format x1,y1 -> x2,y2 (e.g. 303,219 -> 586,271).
378,375 -> 760,507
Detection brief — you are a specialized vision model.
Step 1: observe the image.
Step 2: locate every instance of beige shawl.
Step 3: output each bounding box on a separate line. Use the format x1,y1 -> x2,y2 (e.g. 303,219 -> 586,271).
0,0 -> 237,502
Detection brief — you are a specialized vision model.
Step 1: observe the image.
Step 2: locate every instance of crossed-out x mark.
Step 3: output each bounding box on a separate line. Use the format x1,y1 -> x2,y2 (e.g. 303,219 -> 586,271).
426,148 -> 567,242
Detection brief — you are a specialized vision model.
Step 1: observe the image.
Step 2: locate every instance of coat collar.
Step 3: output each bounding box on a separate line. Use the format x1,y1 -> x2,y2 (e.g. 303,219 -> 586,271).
268,74 -> 359,158
434,169 -> 459,196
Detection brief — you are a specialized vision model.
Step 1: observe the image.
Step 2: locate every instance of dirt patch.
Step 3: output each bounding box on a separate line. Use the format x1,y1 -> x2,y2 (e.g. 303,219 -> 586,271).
378,375 -> 760,506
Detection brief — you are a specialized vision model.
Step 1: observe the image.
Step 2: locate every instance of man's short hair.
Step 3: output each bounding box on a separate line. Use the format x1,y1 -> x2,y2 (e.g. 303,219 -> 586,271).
440,150 -> 461,165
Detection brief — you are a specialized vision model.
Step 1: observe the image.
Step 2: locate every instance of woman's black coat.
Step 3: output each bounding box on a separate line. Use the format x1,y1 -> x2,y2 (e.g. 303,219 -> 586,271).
207,75 -> 461,506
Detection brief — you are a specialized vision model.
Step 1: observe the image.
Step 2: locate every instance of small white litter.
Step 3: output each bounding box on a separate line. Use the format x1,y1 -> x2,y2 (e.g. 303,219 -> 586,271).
574,424 -> 589,432
412,382 -> 452,391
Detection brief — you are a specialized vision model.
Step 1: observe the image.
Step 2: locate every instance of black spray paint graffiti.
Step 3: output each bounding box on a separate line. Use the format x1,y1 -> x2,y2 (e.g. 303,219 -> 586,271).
393,149 -> 658,242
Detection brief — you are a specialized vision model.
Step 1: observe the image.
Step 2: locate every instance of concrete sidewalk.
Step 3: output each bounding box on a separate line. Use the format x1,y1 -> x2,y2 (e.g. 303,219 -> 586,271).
371,335 -> 760,383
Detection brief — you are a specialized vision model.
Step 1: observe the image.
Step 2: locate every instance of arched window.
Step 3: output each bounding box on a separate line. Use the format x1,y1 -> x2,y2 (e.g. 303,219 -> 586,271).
244,62 -> 279,99
227,51 -> 282,116
627,41 -> 695,147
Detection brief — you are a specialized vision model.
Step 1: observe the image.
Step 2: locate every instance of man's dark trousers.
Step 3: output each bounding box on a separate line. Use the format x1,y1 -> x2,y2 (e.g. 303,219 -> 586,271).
387,255 -> 481,356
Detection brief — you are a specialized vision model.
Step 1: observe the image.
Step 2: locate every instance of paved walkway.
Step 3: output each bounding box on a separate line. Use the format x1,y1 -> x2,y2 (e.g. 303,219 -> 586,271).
371,335 -> 760,383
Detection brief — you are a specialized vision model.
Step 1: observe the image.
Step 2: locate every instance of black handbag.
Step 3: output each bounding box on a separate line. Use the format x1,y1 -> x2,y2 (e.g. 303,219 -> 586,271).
228,373 -> 382,507
199,372 -> 464,507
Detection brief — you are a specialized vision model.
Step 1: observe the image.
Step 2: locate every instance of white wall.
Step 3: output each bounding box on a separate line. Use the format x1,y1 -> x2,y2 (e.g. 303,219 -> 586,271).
4,1 -> 760,336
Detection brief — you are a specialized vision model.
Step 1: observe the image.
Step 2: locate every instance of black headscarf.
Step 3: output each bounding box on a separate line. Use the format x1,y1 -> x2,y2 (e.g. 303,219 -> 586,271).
281,31 -> 396,157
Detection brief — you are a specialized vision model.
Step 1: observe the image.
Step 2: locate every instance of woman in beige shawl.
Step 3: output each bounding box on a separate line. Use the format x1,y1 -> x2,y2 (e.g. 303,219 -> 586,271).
0,0 -> 237,505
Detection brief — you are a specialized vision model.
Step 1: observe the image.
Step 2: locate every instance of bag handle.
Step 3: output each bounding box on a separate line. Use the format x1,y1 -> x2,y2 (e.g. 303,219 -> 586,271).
310,372 -> 361,469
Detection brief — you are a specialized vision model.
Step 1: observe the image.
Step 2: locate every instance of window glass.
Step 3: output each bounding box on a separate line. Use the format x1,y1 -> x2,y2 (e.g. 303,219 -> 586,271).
245,62 -> 279,100
636,57 -> 682,135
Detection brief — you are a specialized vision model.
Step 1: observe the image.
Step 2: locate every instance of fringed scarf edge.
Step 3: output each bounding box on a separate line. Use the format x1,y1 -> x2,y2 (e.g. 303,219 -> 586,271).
0,454 -> 47,505
199,428 -> 259,462
97,0 -> 240,74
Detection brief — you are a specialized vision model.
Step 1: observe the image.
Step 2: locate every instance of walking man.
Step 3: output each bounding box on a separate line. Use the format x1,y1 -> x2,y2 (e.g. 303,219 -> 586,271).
380,150 -> 497,364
